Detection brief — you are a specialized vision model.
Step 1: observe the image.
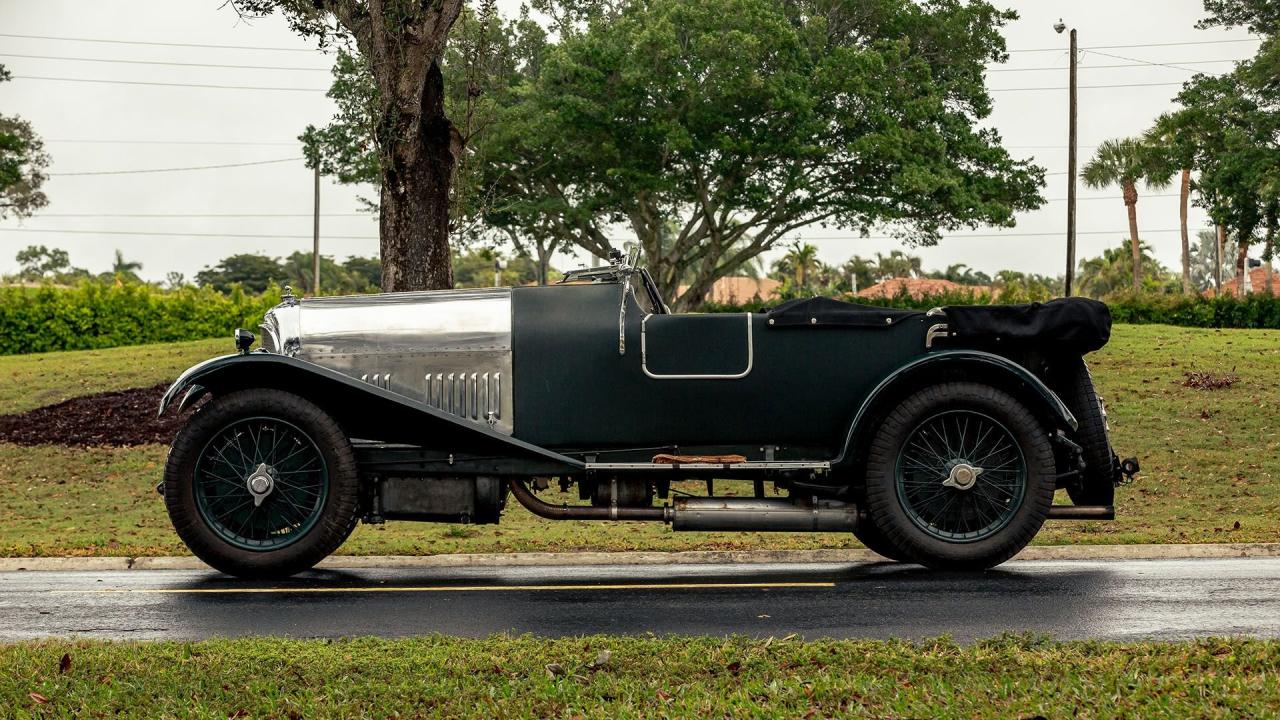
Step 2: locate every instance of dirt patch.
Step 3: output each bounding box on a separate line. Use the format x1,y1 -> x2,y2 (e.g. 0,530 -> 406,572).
0,384 -> 196,446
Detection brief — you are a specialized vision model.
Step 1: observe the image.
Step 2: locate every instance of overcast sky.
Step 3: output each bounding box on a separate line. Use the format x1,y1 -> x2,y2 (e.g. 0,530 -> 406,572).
0,0 -> 1261,283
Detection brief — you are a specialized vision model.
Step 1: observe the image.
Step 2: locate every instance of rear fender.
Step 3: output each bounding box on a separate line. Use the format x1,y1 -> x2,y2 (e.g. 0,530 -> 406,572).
159,353 -> 583,474
832,349 -> 1077,470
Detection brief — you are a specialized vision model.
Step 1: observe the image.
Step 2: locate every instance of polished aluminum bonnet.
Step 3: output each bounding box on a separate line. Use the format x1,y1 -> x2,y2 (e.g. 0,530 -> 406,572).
260,288 -> 514,434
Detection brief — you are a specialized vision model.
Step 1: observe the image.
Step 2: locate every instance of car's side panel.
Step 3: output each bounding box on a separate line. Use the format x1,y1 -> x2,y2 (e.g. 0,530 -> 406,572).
509,283 -> 932,455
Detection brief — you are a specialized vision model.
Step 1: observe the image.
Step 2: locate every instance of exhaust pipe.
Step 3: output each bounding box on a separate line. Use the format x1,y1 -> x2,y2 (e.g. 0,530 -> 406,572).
509,480 -> 858,532
670,497 -> 858,532
1046,505 -> 1114,520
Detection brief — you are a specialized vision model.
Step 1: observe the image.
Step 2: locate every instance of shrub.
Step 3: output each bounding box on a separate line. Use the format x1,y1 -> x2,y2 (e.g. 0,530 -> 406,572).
0,281 -> 282,355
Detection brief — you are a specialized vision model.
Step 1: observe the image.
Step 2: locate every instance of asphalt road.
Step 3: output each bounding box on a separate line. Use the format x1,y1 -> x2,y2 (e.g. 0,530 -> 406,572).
3,557 -> 1279,642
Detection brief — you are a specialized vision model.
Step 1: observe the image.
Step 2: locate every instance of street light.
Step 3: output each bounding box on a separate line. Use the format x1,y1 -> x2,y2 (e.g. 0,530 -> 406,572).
1056,18 -> 1078,297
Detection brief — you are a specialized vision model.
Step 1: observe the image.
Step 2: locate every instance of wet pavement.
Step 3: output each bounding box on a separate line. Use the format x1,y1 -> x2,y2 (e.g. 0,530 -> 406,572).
2,557 -> 1278,641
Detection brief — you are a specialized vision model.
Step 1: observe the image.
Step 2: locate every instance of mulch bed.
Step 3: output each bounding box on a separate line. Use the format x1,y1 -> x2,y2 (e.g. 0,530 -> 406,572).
0,384 -> 197,446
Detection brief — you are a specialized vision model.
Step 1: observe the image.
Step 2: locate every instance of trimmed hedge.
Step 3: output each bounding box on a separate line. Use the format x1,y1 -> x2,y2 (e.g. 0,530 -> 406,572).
0,282 -> 281,356
5,282 -> 1280,356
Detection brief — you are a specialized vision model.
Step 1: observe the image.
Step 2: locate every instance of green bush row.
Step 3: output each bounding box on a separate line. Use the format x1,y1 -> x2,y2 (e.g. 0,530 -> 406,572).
5,281 -> 1280,357
0,282 -> 282,356
701,289 -> 1280,329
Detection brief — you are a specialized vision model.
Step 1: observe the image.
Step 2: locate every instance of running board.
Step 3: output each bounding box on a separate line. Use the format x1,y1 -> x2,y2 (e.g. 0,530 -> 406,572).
584,461 -> 830,471
1046,505 -> 1114,520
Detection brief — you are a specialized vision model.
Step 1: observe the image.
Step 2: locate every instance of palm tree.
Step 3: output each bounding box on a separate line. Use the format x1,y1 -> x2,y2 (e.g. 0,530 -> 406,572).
928,263 -> 992,286
781,242 -> 821,287
1145,116 -> 1196,294
873,250 -> 922,280
111,250 -> 142,281
1077,240 -> 1171,298
1082,138 -> 1172,291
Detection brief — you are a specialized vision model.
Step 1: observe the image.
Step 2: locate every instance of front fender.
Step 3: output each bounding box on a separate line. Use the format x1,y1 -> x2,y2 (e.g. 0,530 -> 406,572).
832,349 -> 1077,469
159,353 -> 583,473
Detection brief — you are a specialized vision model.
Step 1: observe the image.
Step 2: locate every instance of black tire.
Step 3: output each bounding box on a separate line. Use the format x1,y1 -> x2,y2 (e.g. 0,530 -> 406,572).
164,389 -> 360,578
853,515 -> 911,562
1054,357 -> 1115,506
864,382 -> 1056,571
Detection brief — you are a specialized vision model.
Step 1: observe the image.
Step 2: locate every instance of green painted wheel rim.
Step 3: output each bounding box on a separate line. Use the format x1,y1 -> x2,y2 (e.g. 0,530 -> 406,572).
193,416 -> 328,551
894,409 -> 1026,543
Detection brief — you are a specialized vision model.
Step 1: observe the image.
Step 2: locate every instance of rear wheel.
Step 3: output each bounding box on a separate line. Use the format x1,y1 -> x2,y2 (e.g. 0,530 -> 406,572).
164,389 -> 360,578
852,515 -> 910,562
864,382 -> 1056,571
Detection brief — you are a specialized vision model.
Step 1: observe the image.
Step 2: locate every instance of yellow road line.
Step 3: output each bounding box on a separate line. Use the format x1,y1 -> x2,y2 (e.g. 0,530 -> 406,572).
52,581 -> 834,595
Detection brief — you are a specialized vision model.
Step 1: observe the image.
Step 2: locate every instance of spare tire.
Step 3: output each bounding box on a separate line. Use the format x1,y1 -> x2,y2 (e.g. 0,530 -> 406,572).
1054,356 -> 1115,506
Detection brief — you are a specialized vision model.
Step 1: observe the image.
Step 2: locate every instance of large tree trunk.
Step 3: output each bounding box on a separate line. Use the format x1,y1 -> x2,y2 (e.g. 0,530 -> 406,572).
535,245 -> 550,286
378,60 -> 457,292
1124,180 -> 1141,291
1179,168 -> 1192,294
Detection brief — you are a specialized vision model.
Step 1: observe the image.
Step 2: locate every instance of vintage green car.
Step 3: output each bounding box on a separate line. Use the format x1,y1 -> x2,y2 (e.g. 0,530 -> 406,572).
160,252 -> 1135,578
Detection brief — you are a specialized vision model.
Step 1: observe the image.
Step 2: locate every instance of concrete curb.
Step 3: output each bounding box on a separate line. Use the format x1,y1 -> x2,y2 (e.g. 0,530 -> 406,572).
2,543 -> 1279,573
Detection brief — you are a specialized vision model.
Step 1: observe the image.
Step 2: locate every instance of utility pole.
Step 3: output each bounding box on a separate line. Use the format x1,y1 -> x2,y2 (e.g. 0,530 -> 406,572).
312,164 -> 321,296
1056,19 -> 1078,297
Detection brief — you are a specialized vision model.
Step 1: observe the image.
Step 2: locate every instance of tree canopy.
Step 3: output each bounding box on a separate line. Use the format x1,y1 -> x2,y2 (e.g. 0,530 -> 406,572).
1142,0 -> 1280,291
0,64 -> 51,220
481,0 -> 1045,309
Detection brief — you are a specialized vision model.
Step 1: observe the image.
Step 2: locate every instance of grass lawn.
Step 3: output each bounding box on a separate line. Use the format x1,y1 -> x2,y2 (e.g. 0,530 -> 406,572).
0,338 -> 226,416
3,635 -> 1277,718
1,324 -> 1278,556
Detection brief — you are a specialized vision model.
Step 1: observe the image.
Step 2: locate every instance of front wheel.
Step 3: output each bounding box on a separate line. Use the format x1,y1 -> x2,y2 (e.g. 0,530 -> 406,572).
863,382 -> 1056,571
164,389 -> 361,578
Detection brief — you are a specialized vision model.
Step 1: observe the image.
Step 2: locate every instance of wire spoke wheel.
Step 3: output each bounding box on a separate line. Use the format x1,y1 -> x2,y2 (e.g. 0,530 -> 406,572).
193,416 -> 328,551
894,409 -> 1027,543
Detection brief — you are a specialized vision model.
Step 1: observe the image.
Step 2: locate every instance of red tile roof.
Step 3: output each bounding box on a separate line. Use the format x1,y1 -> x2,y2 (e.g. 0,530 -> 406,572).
1204,266 -> 1280,297
856,277 -> 993,301
679,276 -> 782,304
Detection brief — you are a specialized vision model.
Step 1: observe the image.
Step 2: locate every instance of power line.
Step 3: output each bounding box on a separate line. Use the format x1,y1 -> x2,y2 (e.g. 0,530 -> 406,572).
11,74 -> 1189,94
31,196 -> 1180,218
48,139 -> 299,147
0,227 -> 1190,241
0,32 -> 324,53
991,81 -> 1184,92
4,31 -> 1255,55
49,157 -> 303,177
35,212 -> 371,218
12,75 -> 325,92
1082,49 -> 1204,73
794,229 -> 1188,240
987,58 -> 1243,73
0,228 -> 376,240
45,139 -> 1094,150
1007,37 -> 1260,53
0,53 -> 329,72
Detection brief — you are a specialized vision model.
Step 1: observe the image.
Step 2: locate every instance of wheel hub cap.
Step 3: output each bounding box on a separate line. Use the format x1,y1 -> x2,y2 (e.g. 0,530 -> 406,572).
942,462 -> 984,491
246,462 -> 276,507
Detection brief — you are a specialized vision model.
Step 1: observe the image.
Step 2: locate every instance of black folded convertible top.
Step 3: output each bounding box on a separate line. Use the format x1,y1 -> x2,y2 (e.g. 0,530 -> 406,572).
942,297 -> 1111,353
